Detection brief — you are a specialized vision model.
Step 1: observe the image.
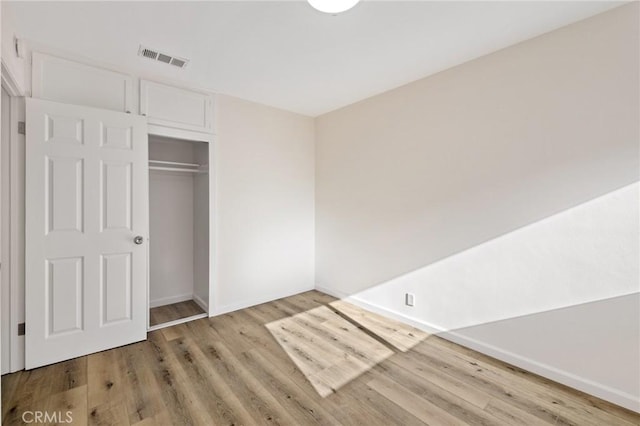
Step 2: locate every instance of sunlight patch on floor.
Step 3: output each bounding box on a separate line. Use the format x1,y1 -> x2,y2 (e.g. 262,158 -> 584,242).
265,301 -> 429,397
329,300 -> 429,352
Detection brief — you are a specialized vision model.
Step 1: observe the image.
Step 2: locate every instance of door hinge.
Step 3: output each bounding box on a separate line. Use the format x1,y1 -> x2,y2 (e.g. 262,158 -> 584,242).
18,323 -> 25,336
18,121 -> 26,135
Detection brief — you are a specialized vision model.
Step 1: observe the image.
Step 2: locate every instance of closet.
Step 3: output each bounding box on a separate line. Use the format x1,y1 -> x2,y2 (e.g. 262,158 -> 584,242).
148,135 -> 210,328
23,51 -> 216,368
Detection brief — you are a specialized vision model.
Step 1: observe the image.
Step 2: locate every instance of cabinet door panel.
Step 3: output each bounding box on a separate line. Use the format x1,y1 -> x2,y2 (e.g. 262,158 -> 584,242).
32,52 -> 133,113
140,79 -> 213,133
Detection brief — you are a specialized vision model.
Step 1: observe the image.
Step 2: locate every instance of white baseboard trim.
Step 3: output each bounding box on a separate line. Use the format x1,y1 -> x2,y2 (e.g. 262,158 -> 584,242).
212,285 -> 315,317
148,313 -> 208,332
147,313 -> 208,332
314,285 -> 640,413
149,293 -> 193,308
439,329 -> 640,413
193,293 -> 209,313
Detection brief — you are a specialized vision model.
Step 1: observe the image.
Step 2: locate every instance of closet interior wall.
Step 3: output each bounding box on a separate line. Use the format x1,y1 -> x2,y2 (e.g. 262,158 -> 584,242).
148,135 -> 209,324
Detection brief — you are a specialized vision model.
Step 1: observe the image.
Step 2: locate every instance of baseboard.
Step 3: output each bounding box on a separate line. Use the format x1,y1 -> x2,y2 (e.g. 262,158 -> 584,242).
149,293 -> 193,308
148,313 -> 208,332
212,285 -> 315,317
314,285 -> 640,413
439,329 -> 640,413
192,293 -> 209,313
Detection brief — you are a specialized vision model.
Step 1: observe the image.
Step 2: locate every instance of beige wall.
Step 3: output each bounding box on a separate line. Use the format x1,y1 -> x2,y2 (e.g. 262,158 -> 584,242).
215,94 -> 315,313
315,3 -> 639,411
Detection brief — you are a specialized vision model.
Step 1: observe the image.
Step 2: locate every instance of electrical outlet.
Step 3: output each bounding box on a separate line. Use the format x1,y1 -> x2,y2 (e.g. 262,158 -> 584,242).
405,293 -> 415,307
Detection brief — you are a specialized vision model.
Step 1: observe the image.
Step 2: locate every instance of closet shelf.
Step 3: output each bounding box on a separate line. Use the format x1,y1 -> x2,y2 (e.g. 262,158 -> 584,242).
149,159 -> 207,174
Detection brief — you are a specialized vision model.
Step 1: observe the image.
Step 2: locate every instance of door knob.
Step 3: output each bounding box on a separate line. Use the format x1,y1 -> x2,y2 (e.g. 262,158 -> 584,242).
134,236 -> 144,245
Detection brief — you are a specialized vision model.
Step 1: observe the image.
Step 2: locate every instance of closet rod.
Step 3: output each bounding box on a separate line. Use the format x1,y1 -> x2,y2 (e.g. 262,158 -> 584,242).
148,160 -> 200,168
149,166 -> 203,173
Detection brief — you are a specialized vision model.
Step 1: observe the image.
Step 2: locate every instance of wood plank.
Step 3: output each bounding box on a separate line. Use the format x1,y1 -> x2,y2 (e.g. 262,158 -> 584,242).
418,337 -> 636,426
1,377 -> 35,426
1,373 -> 23,423
430,336 -> 640,425
117,340 -> 166,424
266,315 -> 354,372
373,353 -> 511,426
199,309 -> 415,425
87,349 -> 125,409
213,309 -> 337,400
484,397 -> 552,426
149,299 -> 205,327
367,375 -> 467,426
339,380 -> 429,426
143,332 -> 215,425
44,385 -> 88,426
2,290 -> 637,426
130,410 -> 172,426
329,299 -> 429,351
168,336 -> 258,425
329,376 -> 428,426
409,340 -> 594,425
195,339 -> 302,425
204,311 -> 256,354
387,349 -> 492,409
17,364 -> 55,404
239,349 -> 341,425
44,357 -> 87,396
160,322 -> 187,341
282,307 -> 396,365
88,401 -> 129,426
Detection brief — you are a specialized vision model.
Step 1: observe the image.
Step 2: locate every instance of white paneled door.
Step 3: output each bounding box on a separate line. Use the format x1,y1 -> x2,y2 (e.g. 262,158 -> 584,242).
25,98 -> 148,369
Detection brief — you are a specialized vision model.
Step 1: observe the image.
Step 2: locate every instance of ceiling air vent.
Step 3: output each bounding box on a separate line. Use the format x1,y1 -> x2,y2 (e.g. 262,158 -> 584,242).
138,45 -> 189,69
170,58 -> 187,68
157,53 -> 172,64
141,47 -> 158,60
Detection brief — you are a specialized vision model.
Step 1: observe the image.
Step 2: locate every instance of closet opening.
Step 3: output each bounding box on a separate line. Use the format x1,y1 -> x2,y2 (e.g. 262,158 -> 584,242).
148,135 -> 210,330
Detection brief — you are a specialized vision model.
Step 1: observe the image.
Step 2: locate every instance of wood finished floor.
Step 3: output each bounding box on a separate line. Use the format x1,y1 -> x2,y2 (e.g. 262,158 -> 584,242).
149,300 -> 206,327
2,291 -> 638,425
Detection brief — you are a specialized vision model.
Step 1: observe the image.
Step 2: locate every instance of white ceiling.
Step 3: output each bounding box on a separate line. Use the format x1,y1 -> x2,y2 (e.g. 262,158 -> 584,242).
4,1 -> 623,116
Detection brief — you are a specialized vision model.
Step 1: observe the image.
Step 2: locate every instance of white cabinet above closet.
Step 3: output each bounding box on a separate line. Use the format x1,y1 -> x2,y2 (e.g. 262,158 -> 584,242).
32,52 -> 134,113
30,53 -> 216,137
140,79 -> 214,134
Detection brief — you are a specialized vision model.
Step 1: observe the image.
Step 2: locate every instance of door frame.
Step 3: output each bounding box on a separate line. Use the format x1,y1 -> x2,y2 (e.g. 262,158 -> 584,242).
146,124 -> 216,323
1,60 -> 27,373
